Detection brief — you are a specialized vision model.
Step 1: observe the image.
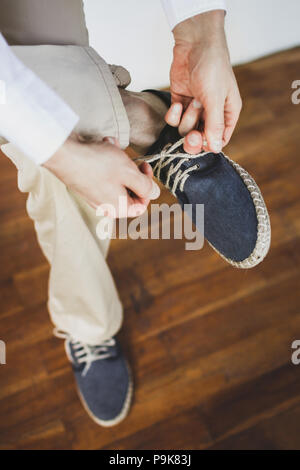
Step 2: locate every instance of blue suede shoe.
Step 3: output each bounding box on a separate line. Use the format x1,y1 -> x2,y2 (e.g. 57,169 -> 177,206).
141,90 -> 271,268
55,330 -> 133,427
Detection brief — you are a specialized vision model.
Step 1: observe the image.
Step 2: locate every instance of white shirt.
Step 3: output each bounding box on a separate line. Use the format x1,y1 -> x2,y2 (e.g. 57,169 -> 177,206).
161,0 -> 226,30
0,0 -> 226,165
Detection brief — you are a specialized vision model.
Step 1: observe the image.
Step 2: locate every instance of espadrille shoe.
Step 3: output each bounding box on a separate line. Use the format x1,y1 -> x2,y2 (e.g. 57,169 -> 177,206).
54,329 -> 133,427
140,90 -> 271,269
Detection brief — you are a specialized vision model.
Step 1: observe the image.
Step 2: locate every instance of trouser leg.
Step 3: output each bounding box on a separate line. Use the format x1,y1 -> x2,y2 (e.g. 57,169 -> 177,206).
2,144 -> 123,345
0,1 -> 131,344
0,0 -> 89,46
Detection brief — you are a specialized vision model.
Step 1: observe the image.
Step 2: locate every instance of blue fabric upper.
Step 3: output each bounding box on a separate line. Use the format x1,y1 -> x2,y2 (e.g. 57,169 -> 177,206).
68,338 -> 130,422
144,90 -> 258,262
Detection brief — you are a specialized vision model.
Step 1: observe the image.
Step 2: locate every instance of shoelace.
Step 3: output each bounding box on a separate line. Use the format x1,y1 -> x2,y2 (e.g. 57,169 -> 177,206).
135,138 -> 213,196
54,328 -> 116,376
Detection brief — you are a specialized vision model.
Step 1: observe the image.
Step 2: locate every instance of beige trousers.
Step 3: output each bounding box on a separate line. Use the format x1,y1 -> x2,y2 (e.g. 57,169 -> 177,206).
0,0 -> 131,345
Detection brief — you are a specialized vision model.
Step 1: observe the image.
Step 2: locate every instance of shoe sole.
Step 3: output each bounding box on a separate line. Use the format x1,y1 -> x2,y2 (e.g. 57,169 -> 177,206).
76,360 -> 134,427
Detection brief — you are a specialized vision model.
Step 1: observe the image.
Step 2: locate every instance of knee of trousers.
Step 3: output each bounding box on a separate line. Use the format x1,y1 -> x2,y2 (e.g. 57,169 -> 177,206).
11,45 -> 131,149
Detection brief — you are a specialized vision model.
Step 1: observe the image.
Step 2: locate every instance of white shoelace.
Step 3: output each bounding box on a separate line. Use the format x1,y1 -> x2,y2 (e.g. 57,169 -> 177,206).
54,328 -> 116,376
135,138 -> 213,195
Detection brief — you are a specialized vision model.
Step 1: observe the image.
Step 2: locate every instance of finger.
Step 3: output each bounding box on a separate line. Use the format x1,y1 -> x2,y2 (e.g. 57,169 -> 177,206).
138,161 -> 153,178
103,136 -> 121,148
183,130 -> 203,154
88,178 -> 149,218
170,91 -> 192,110
99,200 -> 147,218
131,162 -> 155,211
126,186 -> 149,218
97,185 -> 148,218
178,99 -> 203,136
222,92 -> 242,147
124,164 -> 160,201
165,102 -> 183,127
127,197 -> 148,218
203,99 -> 225,153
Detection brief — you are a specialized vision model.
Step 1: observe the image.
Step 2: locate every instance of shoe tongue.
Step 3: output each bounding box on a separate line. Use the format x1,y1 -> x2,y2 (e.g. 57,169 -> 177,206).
69,341 -> 119,370
145,124 -> 181,159
145,123 -> 224,199
90,343 -> 119,359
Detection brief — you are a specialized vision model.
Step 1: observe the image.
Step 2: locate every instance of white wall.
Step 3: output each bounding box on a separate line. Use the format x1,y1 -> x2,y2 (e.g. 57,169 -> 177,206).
225,0 -> 300,65
84,0 -> 300,91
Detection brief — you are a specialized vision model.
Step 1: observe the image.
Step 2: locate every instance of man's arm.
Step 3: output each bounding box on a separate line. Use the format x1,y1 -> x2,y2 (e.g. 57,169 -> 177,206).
0,33 -> 78,164
161,1 -> 242,155
0,34 -> 159,215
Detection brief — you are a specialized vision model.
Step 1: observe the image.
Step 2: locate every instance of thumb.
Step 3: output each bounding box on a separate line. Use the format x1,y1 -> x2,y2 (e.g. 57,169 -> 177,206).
203,99 -> 225,153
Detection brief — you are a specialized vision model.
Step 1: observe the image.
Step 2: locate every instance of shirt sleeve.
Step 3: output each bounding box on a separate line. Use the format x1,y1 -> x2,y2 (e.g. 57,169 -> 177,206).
0,33 -> 79,165
161,0 -> 226,30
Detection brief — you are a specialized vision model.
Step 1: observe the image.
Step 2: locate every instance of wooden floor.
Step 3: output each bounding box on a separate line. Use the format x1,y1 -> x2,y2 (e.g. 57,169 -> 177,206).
1,47 -> 300,450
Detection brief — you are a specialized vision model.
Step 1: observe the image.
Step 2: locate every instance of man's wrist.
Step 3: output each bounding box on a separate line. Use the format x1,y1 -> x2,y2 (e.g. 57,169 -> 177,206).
42,135 -> 75,174
173,10 -> 225,45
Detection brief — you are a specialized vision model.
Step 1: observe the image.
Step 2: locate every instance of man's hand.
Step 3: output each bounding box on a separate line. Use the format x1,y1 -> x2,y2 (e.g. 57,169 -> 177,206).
165,10 -> 242,154
43,135 -> 160,218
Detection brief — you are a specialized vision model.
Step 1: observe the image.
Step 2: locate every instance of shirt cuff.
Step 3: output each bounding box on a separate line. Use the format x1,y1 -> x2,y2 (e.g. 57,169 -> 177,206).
161,0 -> 227,30
0,39 -> 79,165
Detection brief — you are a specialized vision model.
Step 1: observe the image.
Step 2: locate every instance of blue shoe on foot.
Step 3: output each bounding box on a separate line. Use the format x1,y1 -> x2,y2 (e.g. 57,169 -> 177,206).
56,330 -> 133,427
142,89 -> 271,268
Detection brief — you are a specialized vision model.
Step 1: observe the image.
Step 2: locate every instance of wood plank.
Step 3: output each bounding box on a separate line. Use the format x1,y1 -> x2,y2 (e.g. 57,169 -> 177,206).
0,47 -> 300,450
105,364 -> 300,450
